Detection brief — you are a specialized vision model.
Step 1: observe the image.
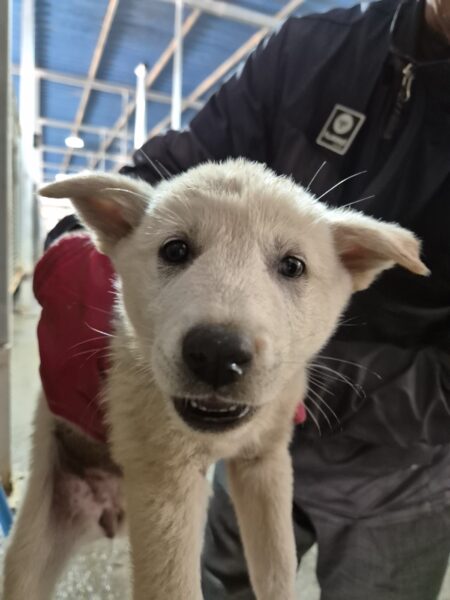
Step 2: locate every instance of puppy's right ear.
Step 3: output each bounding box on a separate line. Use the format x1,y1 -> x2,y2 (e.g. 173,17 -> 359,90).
39,173 -> 152,254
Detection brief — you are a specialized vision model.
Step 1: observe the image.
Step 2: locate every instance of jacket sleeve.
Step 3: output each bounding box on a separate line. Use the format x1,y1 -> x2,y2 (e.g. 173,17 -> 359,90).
307,340 -> 450,448
120,20 -> 291,184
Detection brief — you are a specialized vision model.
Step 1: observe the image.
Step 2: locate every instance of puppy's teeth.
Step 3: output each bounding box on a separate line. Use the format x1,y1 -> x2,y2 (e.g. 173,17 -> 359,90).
191,400 -> 199,408
238,407 -> 250,418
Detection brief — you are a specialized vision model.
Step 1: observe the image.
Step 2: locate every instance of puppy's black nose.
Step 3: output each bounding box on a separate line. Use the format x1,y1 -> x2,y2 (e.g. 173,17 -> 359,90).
182,325 -> 253,389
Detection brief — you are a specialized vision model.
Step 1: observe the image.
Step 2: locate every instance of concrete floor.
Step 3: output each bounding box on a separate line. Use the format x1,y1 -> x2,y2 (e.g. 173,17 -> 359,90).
1,281 -> 449,599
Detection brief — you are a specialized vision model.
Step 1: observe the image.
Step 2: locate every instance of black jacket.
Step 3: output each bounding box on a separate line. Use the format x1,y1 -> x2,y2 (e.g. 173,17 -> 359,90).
122,0 -> 450,452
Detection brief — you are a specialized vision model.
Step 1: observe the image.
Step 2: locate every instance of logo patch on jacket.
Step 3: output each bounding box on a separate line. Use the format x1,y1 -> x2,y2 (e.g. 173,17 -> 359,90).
316,105 -> 366,155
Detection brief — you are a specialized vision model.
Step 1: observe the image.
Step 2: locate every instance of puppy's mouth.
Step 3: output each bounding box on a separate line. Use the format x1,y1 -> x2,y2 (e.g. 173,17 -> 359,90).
172,397 -> 256,432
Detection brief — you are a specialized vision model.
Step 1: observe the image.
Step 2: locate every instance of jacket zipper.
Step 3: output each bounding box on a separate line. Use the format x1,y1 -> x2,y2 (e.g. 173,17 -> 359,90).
383,62 -> 415,140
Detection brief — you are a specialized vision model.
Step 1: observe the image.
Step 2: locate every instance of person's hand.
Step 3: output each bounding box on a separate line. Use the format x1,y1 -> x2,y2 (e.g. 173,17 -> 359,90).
425,0 -> 450,44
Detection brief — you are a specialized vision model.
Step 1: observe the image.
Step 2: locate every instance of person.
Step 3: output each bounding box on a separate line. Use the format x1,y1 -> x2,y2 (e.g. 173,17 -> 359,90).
108,0 -> 449,597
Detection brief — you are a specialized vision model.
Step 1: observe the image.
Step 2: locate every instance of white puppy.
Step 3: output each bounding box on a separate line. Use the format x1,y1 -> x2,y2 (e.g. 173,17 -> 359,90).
3,159 -> 428,600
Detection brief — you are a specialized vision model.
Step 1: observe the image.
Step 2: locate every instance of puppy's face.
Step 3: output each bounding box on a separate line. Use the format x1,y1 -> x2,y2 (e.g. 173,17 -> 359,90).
40,160 -> 428,435
116,167 -> 353,432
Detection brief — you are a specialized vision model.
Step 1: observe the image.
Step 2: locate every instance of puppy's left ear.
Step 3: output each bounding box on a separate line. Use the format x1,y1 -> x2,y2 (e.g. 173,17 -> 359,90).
329,209 -> 429,291
39,173 -> 151,254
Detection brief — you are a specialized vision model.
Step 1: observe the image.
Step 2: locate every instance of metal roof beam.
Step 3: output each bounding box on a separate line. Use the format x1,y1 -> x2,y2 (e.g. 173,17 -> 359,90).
62,0 -> 120,172
34,67 -> 129,96
41,162 -> 83,173
42,144 -> 127,163
150,0 -> 306,138
158,0 -> 277,28
90,8 -> 202,170
39,117 -> 134,140
12,65 -> 204,107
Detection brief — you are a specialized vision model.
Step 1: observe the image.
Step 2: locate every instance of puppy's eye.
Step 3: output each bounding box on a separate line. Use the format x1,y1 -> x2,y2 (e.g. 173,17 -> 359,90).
278,256 -> 306,279
159,239 -> 190,264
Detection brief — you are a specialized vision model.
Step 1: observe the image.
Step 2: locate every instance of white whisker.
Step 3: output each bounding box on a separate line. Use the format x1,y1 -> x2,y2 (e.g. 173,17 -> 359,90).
319,355 -> 382,379
139,148 -> 168,181
308,386 -> 341,426
306,161 -> 327,193
155,159 -> 174,178
307,373 -> 335,397
341,194 -> 375,209
304,405 -> 322,436
71,347 -> 110,360
85,323 -> 114,338
315,170 -> 367,202
305,392 -> 332,429
310,363 -> 365,398
69,335 -> 111,351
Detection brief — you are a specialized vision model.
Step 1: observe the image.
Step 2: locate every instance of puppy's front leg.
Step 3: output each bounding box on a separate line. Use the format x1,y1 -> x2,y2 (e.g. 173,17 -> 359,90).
227,447 -> 297,600
123,464 -> 208,600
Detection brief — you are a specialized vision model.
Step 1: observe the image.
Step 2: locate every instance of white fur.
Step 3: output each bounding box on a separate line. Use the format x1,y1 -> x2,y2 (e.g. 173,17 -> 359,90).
3,159 -> 428,600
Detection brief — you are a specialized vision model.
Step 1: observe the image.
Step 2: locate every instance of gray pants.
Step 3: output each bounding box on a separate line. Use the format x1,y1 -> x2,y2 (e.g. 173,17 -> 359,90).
202,434 -> 450,600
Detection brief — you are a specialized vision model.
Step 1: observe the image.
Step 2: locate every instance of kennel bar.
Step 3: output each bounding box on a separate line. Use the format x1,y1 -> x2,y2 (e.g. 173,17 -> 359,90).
171,0 -> 184,131
134,63 -> 148,150
0,0 -> 12,489
18,0 -> 38,270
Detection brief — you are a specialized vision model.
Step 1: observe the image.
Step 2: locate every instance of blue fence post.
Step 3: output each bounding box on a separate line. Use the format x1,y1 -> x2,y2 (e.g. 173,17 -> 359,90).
0,482 -> 13,536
